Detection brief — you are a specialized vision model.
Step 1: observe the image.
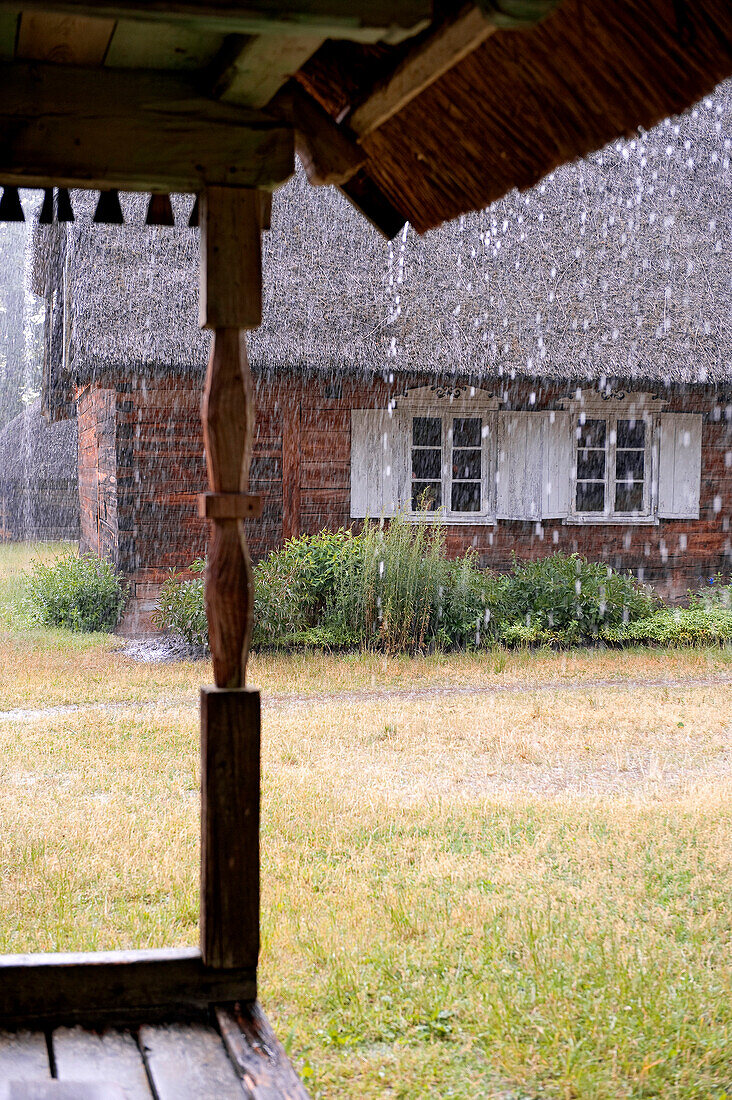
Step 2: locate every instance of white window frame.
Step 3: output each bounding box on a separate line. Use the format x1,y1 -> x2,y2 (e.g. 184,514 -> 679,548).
396,387 -> 499,525
565,396 -> 661,525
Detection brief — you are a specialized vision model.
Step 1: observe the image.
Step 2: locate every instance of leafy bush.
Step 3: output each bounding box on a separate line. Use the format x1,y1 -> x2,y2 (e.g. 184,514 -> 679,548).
152,558 -> 207,649
688,574 -> 732,611
494,552 -> 658,641
154,538 -> 669,654
24,550 -> 127,632
601,608 -> 732,646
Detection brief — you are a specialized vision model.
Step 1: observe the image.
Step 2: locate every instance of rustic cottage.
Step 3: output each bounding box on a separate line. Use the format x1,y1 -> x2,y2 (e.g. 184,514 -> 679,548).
0,399 -> 79,542
37,87 -> 732,610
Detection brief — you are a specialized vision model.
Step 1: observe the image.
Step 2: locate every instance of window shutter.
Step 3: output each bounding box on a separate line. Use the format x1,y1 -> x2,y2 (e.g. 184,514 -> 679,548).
496,412 -> 542,520
350,409 -> 405,519
541,410 -> 571,519
657,413 -> 702,519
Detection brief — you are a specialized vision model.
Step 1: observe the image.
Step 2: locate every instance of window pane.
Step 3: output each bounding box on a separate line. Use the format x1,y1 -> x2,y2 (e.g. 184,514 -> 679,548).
452,449 -> 481,480
615,449 -> 645,480
412,482 -> 441,511
452,417 -> 481,447
412,449 -> 441,479
577,419 -> 606,448
616,419 -> 646,448
576,482 -> 605,512
413,416 -> 441,447
614,483 -> 644,512
576,449 -> 606,479
451,482 -> 481,512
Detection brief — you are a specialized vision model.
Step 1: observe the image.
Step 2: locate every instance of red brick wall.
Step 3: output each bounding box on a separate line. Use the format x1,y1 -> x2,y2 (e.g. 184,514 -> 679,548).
81,375 -> 732,601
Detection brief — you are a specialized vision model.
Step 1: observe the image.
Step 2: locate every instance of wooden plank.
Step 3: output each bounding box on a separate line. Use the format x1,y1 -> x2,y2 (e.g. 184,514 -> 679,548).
0,1031 -> 50,1096
0,948 -> 256,1028
281,397 -> 301,540
199,188 -> 262,329
0,61 -> 293,192
0,1 -> 430,42
8,1085 -> 125,1099
213,34 -> 323,109
104,20 -> 224,70
348,4 -> 495,136
0,12 -> 18,56
139,1023 -> 242,1100
16,13 -> 115,64
216,1004 -> 309,1099
300,430 -> 349,463
200,687 -> 260,969
53,1027 -> 153,1099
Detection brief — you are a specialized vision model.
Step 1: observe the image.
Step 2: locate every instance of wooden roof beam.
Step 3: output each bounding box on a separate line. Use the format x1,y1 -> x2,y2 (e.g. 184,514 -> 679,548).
0,0 -> 431,43
345,3 -> 495,136
0,60 -> 294,192
211,32 -> 325,109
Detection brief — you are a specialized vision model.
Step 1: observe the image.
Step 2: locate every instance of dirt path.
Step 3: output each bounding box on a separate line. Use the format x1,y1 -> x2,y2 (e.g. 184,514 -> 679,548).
1,674 -> 731,724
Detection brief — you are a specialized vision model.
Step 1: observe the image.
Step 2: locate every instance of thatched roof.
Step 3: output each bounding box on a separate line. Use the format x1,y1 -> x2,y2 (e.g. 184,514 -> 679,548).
39,80 -> 732,397
0,399 -> 77,481
302,0 -> 732,233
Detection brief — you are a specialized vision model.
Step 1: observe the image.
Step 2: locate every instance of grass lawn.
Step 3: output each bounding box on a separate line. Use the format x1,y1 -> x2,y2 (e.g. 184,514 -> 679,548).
2,543 -> 732,1097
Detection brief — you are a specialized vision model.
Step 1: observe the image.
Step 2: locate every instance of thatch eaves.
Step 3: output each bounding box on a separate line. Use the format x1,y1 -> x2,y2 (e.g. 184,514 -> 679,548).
43,82 -> 732,394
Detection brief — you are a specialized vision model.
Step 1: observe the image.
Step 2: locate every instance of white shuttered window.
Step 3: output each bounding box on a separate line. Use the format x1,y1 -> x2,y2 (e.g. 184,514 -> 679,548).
351,404 -> 703,525
657,413 -> 702,519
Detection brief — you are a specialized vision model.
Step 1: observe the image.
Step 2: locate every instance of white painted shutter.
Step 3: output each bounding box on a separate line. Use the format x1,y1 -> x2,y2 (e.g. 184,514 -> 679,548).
496,412 -> 542,520
657,413 -> 702,519
541,410 -> 572,519
350,409 -> 406,518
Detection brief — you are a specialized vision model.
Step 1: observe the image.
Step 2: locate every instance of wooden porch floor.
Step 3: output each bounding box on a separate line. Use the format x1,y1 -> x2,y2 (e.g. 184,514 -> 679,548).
0,1004 -> 308,1100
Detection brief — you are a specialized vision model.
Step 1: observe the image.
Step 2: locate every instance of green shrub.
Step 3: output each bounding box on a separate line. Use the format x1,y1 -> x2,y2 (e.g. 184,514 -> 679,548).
24,550 -> 127,633
154,539 -> 664,654
601,608 -> 732,646
152,558 -> 207,649
494,552 -> 658,641
688,574 -> 732,611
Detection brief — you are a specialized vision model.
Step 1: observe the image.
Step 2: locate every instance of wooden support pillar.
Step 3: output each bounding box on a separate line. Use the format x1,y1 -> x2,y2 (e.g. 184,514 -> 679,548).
198,186 -> 266,970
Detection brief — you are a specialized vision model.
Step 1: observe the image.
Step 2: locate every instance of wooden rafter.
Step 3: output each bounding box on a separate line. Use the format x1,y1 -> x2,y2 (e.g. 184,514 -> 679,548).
0,0 -> 431,42
273,4 -> 494,204
346,3 -> 495,136
0,61 -> 294,191
211,31 -> 324,109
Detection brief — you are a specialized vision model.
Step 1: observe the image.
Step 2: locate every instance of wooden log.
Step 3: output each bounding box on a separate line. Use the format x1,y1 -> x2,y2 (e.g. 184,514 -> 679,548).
200,687 -> 260,970
0,949 -> 256,1029
16,12 -> 115,64
216,1004 -> 310,1098
0,62 -> 293,193
0,1 -> 430,42
271,82 -> 366,187
212,33 -> 324,109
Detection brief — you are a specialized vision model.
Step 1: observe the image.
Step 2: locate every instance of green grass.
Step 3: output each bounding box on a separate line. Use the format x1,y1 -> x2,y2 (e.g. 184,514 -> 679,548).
1,543 -> 731,1097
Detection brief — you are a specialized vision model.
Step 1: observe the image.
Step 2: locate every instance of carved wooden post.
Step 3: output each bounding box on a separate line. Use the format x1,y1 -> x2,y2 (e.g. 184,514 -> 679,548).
198,186 -> 266,970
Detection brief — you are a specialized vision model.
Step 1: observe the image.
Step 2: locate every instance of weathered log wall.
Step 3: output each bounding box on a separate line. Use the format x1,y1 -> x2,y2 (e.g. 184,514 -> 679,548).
77,374 -> 732,602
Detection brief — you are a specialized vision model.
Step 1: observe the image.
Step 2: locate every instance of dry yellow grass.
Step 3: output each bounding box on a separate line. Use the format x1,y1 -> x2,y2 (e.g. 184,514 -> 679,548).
2,544 -> 732,1096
